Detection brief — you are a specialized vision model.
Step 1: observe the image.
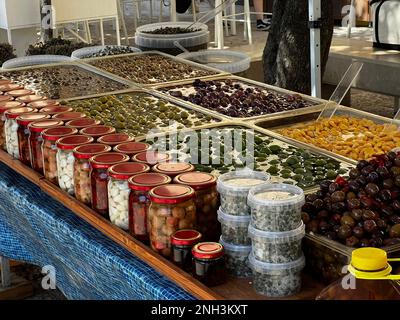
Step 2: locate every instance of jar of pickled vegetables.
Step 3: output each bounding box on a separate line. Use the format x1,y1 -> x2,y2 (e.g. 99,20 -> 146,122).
16,95 -> 47,104
16,113 -> 50,166
66,118 -> 101,130
28,120 -> 65,173
6,89 -> 34,99
52,111 -> 86,122
175,172 -> 220,241
97,133 -> 134,147
56,135 -> 94,195
73,143 -> 112,205
108,163 -> 151,230
42,127 -> 78,184
153,162 -> 195,178
128,172 -> 171,243
80,125 -> 116,142
0,101 -> 25,150
148,185 -> 196,257
28,100 -> 59,109
171,229 -> 202,272
114,142 -> 150,157
89,153 -> 130,217
39,106 -> 73,115
0,83 -> 23,92
132,151 -> 171,166
4,107 -> 37,158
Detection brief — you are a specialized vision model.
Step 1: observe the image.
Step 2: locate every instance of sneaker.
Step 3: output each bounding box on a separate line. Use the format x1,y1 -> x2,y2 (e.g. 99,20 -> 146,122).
256,20 -> 270,31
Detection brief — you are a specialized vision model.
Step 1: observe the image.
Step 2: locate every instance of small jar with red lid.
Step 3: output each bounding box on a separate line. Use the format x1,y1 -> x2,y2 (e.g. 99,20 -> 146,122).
56,135 -> 94,195
128,173 -> 171,243
175,172 -> 220,241
97,133 -> 134,146
153,162 -> 195,178
89,152 -> 130,217
132,151 -> 171,166
80,125 -> 116,141
108,163 -> 151,230
148,185 -> 197,257
0,79 -> 12,86
28,120 -> 64,174
16,113 -> 50,166
0,83 -> 23,92
6,89 -> 34,98
73,143 -> 112,205
66,118 -> 101,129
4,107 -> 37,158
16,94 -> 47,104
0,101 -> 25,150
39,106 -> 73,115
171,229 -> 202,272
192,242 -> 227,286
114,142 -> 150,157
52,111 -> 86,122
42,127 -> 78,184
0,94 -> 13,103
28,100 -> 59,109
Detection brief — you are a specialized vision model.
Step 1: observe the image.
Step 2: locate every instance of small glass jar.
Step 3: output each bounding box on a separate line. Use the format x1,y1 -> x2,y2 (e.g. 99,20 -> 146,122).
6,89 -> 34,98
114,142 -> 150,157
148,185 -> 196,258
80,125 -> 116,142
0,83 -> 23,92
42,127 -> 78,184
0,101 -> 25,150
133,151 -> 171,166
153,162 -> 195,178
28,100 -> 59,109
52,111 -> 86,122
97,133 -> 134,147
73,143 -> 112,205
28,120 -> 65,173
4,107 -> 37,158
66,118 -> 101,130
171,229 -> 202,272
89,153 -> 130,217
39,106 -> 73,115
192,242 -> 227,286
175,172 -> 220,241
108,163 -> 151,230
16,113 -> 50,166
16,95 -> 47,104
128,172 -> 171,243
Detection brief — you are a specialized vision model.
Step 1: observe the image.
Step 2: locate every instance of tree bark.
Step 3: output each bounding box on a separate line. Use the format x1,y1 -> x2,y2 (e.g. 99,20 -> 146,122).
263,0 -> 334,95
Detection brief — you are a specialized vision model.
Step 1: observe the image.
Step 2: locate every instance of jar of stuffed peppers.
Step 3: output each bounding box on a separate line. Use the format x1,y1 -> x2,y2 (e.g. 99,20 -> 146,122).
108,163 -> 151,231
39,106 -> 73,115
73,143 -> 112,205
97,133 -> 134,146
171,229 -> 202,272
174,172 -> 220,241
16,113 -> 50,166
42,127 -> 78,184
153,162 -> 195,179
80,125 -> 116,142
6,89 -> 34,98
16,94 -> 47,104
28,120 -> 65,173
28,100 -> 59,109
148,185 -> 196,258
89,152 -> 130,217
52,111 -> 86,122
114,142 -> 150,157
128,172 -> 171,243
66,118 -> 101,130
4,107 -> 37,158
132,151 -> 171,166
0,101 -> 25,150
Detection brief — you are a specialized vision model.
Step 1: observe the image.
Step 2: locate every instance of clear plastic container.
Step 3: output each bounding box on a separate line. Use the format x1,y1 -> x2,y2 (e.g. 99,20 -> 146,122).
108,163 -> 152,230
154,162 -> 195,178
97,133 -> 134,146
248,183 -> 305,232
0,101 -> 25,150
56,135 -> 94,195
217,208 -> 251,246
28,100 -> 59,109
16,95 -> 47,104
114,141 -> 150,157
217,169 -> 270,216
42,127 -> 78,184
73,143 -> 112,205
71,45 -> 141,59
132,151 -> 171,166
6,89 -> 34,98
248,222 -> 305,264
171,229 -> 202,272
39,106 -> 73,115
219,237 -> 252,278
248,253 -> 305,297
80,125 -> 116,141
1,55 -> 71,69
52,111 -> 86,122
66,118 -> 101,129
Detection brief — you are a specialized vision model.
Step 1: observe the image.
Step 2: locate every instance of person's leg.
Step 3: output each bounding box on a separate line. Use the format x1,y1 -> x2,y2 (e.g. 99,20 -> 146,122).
253,0 -> 264,21
176,0 -> 192,13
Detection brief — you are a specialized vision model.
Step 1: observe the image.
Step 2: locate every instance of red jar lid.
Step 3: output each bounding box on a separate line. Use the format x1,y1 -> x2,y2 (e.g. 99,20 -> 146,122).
66,118 -> 101,129
149,184 -> 195,204
28,120 -> 64,133
16,95 -> 47,103
0,101 -> 25,113
114,142 -> 150,156
153,162 -> 195,178
40,106 -> 73,114
109,163 -> 151,180
0,79 -> 11,86
0,95 -> 12,103
133,151 -> 170,165
56,135 -> 94,150
89,152 -> 130,169
97,133 -> 134,146
5,107 -> 37,119
80,125 -> 116,138
28,100 -> 59,109
192,242 -> 224,260
16,113 -> 50,126
53,111 -> 86,121
171,229 -> 202,246
6,89 -> 34,97
0,84 -> 23,92
42,127 -> 78,141
73,143 -> 111,159
174,172 -> 217,190
128,172 -> 170,191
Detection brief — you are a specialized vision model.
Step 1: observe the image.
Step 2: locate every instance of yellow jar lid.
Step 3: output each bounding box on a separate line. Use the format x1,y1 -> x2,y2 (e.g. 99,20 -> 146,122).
351,248 -> 387,271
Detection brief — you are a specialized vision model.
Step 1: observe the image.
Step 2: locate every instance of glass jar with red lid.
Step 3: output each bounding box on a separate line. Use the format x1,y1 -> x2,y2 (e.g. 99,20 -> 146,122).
5,89 -> 34,98
171,229 -> 202,272
0,79 -> 12,86
148,185 -> 197,257
16,95 -> 47,104
39,106 -> 73,115
16,113 -> 50,166
89,152 -> 130,217
66,118 -> 101,129
132,151 -> 171,166
73,143 -> 112,205
0,94 -> 13,103
153,162 -> 195,178
80,125 -> 116,141
174,172 -> 220,241
192,242 -> 226,286
4,107 -> 37,158
0,101 -> 25,150
97,133 -> 134,146
114,142 -> 150,157
42,127 -> 78,184
0,83 -> 23,92
108,163 -> 151,230
52,111 -> 86,122
28,100 -> 59,109
128,172 -> 171,243
56,135 -> 94,195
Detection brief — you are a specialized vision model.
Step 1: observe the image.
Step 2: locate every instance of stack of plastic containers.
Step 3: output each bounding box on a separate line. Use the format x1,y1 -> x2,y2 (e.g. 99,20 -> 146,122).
247,183 -> 306,297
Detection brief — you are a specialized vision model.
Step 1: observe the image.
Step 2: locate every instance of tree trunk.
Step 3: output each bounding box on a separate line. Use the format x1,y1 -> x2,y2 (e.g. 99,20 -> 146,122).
263,0 -> 334,95
40,0 -> 53,42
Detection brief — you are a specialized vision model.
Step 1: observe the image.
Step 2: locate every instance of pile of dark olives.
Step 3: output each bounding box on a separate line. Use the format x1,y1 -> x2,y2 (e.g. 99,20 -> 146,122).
143,27 -> 200,34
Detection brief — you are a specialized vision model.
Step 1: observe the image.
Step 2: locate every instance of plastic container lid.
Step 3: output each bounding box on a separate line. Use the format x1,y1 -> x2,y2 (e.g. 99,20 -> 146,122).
89,152 -> 130,169
40,106 -> 73,114
6,89 -> 34,98
248,253 -> 305,274
80,125 -> 116,138
128,172 -> 171,191
217,169 -> 271,194
178,50 -> 251,74
0,79 -> 11,85
153,162 -> 195,177
4,107 -> 37,119
108,162 -> 151,180
66,118 -> 101,129
248,222 -> 305,244
0,101 -> 25,113
0,84 -> 23,92
28,120 -> 64,133
71,45 -> 141,60
1,55 -> 71,69
351,248 -> 388,272
174,171 -> 216,190
192,242 -> 224,260
16,113 -> 50,126
149,184 -> 195,204
97,133 -> 134,146
73,143 -> 112,159
53,111 -> 86,121
42,127 -> 78,141
28,100 -> 59,109
56,135 -> 94,150
217,208 -> 251,226
0,95 -> 13,102
219,236 -> 251,254
133,151 -> 170,165
171,229 -> 202,246
114,142 -> 150,156
16,95 -> 47,103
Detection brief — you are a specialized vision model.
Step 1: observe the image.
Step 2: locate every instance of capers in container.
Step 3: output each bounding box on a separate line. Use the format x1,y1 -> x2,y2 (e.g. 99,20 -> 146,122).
219,237 -> 252,278
218,208 -> 251,245
80,125 -> 116,141
132,151 -> 170,166
114,142 -> 151,157
97,132 -> 134,146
